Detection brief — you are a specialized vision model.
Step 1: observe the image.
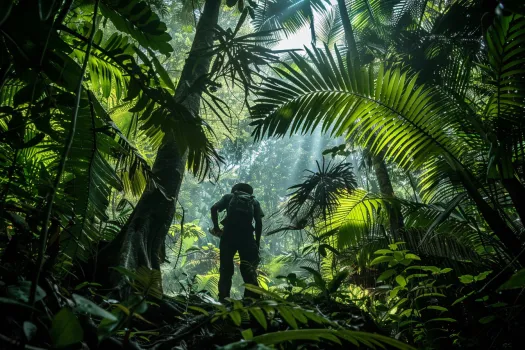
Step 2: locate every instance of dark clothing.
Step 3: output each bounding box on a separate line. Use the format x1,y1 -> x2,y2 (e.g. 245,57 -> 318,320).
213,193 -> 264,300
218,227 -> 260,300
213,193 -> 265,230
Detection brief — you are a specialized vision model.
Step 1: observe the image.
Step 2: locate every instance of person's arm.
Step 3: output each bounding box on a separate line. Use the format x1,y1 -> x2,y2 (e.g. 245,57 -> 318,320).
211,204 -> 221,233
255,218 -> 262,248
211,194 -> 229,235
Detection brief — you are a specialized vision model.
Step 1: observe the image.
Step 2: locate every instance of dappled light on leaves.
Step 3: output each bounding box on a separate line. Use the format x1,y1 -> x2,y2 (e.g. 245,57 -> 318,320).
1,1 -> 525,349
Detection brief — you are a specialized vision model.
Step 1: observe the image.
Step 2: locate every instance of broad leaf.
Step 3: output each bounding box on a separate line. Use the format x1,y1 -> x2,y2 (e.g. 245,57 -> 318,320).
50,308 -> 84,348
498,269 -> 525,290
72,294 -> 117,321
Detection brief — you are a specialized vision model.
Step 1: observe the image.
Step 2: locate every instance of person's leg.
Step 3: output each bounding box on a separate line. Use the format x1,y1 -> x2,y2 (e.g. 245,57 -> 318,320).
218,236 -> 236,302
238,236 -> 260,299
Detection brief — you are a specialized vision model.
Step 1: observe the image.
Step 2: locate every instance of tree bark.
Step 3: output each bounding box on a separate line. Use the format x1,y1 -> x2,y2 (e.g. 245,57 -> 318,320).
337,0 -> 359,63
96,0 -> 222,286
372,154 -> 404,241
337,0 -> 405,239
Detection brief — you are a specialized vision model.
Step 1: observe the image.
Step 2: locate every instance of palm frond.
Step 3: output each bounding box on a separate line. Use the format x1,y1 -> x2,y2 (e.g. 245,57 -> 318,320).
483,14 -> 525,175
327,189 -> 384,250
286,159 -> 357,224
316,6 -> 344,47
0,79 -> 23,106
196,273 -> 220,297
253,0 -> 330,40
418,157 -> 465,203
251,45 -> 469,173
391,0 -> 427,27
57,94 -> 123,262
223,328 -> 414,349
351,0 -> 396,35
78,32 -> 131,101
401,198 -> 493,263
99,0 -> 173,55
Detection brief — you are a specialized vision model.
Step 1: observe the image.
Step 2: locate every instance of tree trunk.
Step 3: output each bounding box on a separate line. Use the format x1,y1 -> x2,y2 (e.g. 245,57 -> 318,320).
337,0 -> 359,63
96,0 -> 222,287
457,168 -> 525,266
501,176 -> 525,229
372,154 -> 404,241
337,0 -> 404,239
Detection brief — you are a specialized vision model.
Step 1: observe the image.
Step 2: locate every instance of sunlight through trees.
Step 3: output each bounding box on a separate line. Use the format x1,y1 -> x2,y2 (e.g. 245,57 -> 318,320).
1,0 -> 525,349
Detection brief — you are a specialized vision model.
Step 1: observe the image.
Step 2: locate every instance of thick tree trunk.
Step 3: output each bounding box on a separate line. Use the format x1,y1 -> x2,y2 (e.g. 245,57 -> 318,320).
372,154 -> 404,241
96,0 -> 222,286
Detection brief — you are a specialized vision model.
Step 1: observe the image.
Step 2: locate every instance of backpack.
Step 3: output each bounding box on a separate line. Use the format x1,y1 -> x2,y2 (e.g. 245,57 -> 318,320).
227,191 -> 255,226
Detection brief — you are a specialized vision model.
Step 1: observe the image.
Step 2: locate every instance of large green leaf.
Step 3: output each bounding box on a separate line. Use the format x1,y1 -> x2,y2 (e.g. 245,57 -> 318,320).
50,308 -> 84,348
60,96 -> 123,261
316,6 -> 344,46
7,281 -> 46,303
99,0 -> 173,55
72,294 -> 118,321
483,14 -> 525,178
249,307 -> 268,330
498,269 -> 525,290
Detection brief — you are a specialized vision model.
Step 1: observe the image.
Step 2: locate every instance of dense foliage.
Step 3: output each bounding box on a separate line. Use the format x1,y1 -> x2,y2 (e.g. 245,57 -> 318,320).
1,0 -> 525,349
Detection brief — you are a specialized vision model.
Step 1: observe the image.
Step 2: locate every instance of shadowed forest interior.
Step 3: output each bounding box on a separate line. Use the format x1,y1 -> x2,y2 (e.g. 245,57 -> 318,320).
1,0 -> 525,349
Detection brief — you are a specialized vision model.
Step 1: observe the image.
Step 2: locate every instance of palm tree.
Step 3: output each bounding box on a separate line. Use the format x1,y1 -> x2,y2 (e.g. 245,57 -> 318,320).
250,9 -> 525,265
317,0 -> 406,238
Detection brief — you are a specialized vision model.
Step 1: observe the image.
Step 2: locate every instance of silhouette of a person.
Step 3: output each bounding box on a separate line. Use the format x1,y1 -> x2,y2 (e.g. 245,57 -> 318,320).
211,183 -> 264,302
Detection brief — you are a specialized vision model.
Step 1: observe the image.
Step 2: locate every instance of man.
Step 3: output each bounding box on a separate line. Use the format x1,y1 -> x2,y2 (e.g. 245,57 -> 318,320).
211,183 -> 264,301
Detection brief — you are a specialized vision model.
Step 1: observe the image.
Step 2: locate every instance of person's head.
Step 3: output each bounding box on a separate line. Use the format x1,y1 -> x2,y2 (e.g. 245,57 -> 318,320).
231,183 -> 253,195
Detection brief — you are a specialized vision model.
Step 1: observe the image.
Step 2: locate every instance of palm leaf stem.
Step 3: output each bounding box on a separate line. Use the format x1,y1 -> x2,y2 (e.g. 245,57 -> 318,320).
337,0 -> 359,65
455,165 -> 525,266
500,176 -> 525,227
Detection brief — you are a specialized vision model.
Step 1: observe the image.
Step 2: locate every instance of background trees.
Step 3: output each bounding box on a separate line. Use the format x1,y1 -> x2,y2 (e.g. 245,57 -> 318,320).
1,0 -> 525,349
